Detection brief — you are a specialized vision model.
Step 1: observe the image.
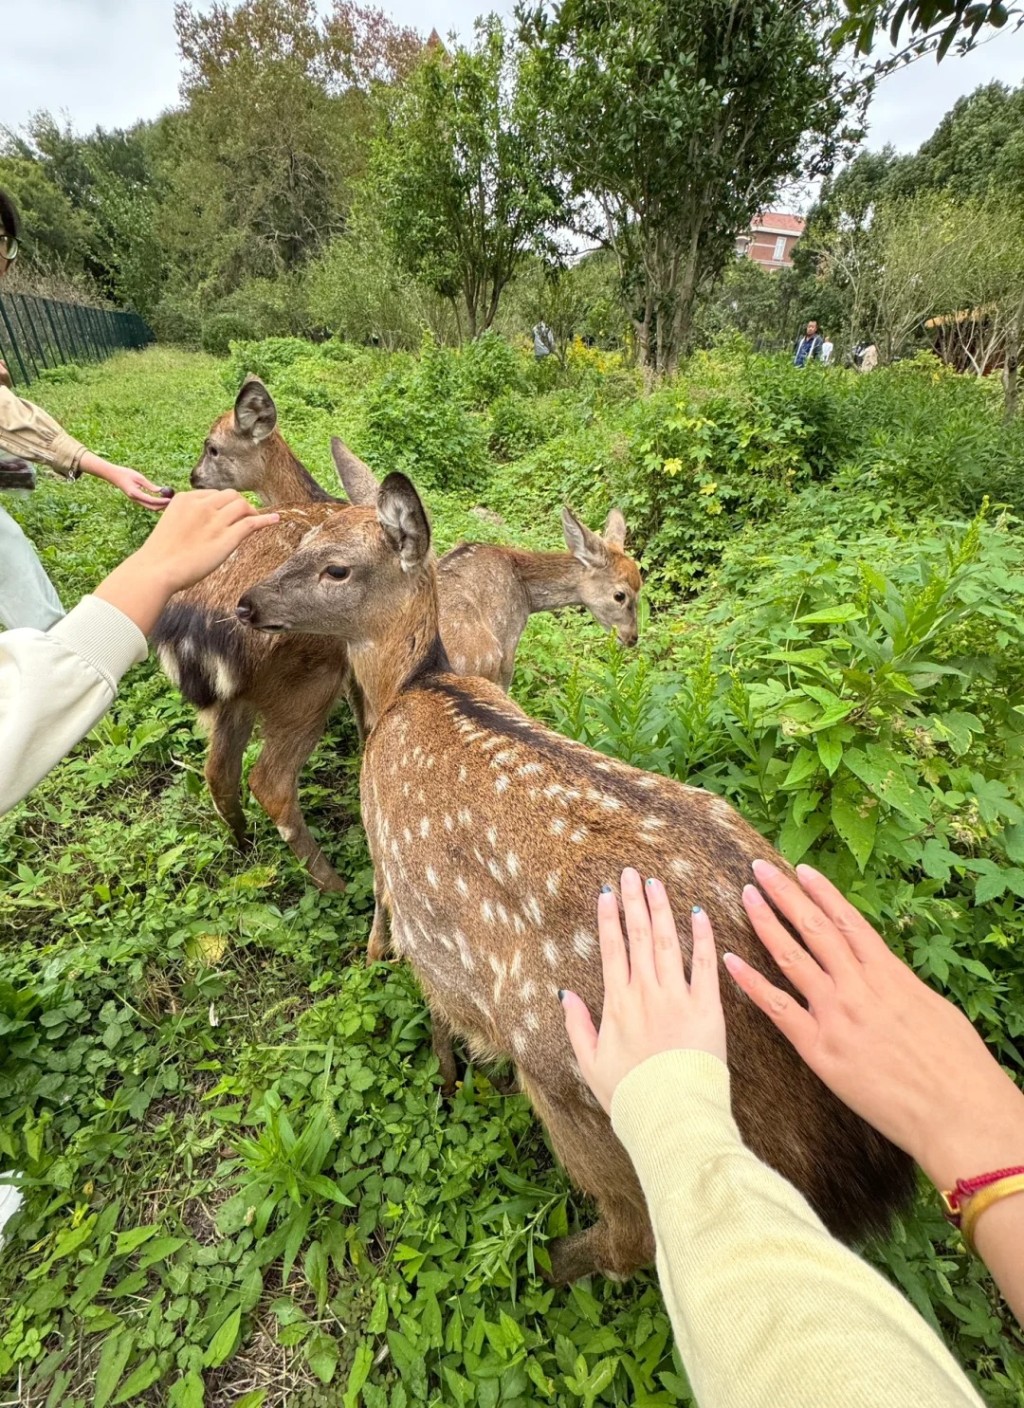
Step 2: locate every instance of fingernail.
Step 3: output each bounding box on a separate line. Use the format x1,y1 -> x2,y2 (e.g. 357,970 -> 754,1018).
752,858 -> 778,879
600,884 -> 612,894
723,952 -> 742,972
692,904 -> 702,914
742,883 -> 766,905
646,877 -> 657,887
557,988 -> 566,1002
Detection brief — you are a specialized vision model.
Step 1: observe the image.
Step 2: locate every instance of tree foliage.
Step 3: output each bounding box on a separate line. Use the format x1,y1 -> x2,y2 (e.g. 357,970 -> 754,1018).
524,0 -> 859,374
373,19 -> 565,339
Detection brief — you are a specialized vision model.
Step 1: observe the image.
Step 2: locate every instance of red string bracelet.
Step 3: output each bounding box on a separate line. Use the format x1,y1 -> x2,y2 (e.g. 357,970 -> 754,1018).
940,1165 -> 1024,1227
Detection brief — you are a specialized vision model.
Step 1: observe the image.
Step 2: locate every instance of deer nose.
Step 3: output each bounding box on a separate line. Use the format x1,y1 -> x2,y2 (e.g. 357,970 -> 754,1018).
236,596 -> 254,623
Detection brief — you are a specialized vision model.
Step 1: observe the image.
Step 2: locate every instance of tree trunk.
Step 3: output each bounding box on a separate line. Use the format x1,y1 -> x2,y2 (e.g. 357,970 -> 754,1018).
1005,335 -> 1020,422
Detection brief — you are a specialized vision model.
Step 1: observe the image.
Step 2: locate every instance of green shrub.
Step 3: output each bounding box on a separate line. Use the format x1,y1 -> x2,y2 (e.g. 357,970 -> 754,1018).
223,336 -> 320,390
488,391 -> 546,459
459,330 -> 528,407
362,334 -> 488,490
201,311 -> 259,358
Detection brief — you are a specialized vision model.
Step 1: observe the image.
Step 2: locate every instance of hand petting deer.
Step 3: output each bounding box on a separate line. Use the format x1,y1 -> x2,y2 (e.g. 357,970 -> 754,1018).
234,471 -> 916,1286
155,378 -> 641,891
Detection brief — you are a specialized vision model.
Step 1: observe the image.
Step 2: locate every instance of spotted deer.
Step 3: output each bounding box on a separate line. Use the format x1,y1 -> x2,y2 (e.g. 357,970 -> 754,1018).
235,473 -> 916,1285
154,384 -> 641,890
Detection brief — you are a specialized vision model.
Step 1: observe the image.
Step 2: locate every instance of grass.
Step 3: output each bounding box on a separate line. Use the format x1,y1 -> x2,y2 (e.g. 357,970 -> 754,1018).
1,343 -> 1022,1407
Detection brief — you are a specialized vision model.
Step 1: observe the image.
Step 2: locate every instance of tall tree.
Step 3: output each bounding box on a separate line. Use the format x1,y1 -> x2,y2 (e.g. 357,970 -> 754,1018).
373,19 -> 566,339
524,0 -> 859,373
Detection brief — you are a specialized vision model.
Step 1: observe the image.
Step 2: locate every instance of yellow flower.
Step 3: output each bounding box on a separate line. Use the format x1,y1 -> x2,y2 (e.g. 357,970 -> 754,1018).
663,457 -> 683,476
699,481 -> 718,495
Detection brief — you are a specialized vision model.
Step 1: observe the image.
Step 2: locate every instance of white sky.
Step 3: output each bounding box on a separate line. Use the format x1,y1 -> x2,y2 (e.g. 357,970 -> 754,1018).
1,1 -> 1022,196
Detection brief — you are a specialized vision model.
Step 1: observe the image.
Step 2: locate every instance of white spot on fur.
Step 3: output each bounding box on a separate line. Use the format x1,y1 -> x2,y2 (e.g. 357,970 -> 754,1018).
509,949 -> 523,980
546,871 -> 560,896
456,875 -> 469,897
458,808 -> 473,827
426,866 -> 439,889
642,815 -> 666,829
523,895 -> 544,927
550,817 -> 566,836
420,817 -> 430,839
520,979 -> 536,1001
276,823 -> 297,843
496,901 -> 509,925
506,852 -> 520,878
601,796 -> 623,811
403,827 -> 412,844
492,749 -> 517,766
481,900 -> 495,924
459,765 -> 468,783
510,1027 -> 528,1057
488,859 -> 503,883
543,940 -> 559,967
487,826 -> 499,847
669,858 -> 694,881
516,762 -> 543,777
524,1009 -> 540,1032
572,929 -> 596,959
444,814 -> 454,832
569,827 -> 588,844
157,645 -> 181,688
495,774 -> 510,794
455,931 -> 475,971
513,915 -> 526,936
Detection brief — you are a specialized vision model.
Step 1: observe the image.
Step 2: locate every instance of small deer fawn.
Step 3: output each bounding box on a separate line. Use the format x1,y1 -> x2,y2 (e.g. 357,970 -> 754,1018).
236,473 -> 915,1285
155,382 -> 641,889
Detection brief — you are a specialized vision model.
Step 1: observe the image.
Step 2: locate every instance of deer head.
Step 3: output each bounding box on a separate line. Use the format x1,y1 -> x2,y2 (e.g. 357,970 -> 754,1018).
560,507 -> 640,646
191,378 -> 281,493
237,475 -> 432,642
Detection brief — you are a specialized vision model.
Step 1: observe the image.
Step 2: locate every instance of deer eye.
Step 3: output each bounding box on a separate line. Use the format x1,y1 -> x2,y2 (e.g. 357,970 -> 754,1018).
207,444 -> 218,458
323,565 -> 351,582
614,591 -> 627,604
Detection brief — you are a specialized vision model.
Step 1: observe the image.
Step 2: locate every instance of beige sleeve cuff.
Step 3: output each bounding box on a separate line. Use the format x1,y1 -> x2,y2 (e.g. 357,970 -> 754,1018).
48,595 -> 149,683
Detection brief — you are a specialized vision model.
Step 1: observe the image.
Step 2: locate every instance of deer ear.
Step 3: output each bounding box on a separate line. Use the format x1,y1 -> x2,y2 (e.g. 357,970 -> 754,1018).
562,505 -> 608,568
234,377 -> 277,442
331,436 -> 380,505
602,508 -> 627,550
377,473 -> 431,572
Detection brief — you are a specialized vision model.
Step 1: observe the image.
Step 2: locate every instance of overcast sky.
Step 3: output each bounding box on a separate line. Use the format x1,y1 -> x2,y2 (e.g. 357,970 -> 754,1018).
2,0 -> 1023,191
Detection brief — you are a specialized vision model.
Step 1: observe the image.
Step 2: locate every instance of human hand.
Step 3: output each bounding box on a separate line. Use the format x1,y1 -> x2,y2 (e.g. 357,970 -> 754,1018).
0,358 -> 12,389
561,867 -> 727,1116
725,859 -> 1024,1191
94,490 -> 279,635
98,463 -> 172,510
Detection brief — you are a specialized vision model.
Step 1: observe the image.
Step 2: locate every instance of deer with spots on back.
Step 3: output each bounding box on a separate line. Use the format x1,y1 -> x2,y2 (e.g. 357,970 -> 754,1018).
155,378 -> 642,893
235,471 -> 917,1285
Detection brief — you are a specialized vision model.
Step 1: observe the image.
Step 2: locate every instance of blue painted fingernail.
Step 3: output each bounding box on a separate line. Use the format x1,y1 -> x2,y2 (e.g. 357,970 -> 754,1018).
600,884 -> 612,894
557,989 -> 566,1002
692,904 -> 703,914
646,877 -> 656,887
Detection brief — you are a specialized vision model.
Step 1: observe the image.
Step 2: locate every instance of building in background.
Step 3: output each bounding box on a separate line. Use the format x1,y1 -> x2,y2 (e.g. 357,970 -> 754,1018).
735,212 -> 805,270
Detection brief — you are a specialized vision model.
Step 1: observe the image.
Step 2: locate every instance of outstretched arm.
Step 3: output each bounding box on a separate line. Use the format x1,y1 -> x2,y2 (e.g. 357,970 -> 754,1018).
0,490 -> 279,815
727,859 -> 1024,1325
559,869 -> 984,1408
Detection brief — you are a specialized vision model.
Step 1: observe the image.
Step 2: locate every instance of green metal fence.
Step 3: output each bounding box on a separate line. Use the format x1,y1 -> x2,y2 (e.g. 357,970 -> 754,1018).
0,291 -> 153,387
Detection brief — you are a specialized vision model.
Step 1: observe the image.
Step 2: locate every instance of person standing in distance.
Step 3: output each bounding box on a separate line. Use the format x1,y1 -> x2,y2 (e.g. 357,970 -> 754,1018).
793,320 -> 823,368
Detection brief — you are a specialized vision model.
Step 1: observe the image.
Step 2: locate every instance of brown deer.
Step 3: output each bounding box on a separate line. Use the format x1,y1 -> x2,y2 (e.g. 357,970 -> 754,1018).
155,383 -> 641,890
235,473 -> 916,1286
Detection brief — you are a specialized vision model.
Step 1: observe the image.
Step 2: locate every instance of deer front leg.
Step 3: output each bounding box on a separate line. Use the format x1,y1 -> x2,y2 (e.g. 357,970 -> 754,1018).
366,879 -> 392,963
203,699 -> 256,847
248,682 -> 346,892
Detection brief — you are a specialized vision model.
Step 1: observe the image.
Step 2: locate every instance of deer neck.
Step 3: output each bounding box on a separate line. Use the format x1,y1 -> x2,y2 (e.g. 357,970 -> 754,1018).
260,443 -> 336,507
347,573 -> 445,731
512,551 -> 586,614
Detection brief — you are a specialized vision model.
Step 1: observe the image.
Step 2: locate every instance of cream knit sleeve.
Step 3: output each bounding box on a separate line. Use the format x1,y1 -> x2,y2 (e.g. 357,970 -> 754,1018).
0,595 -> 147,815
610,1050 -> 985,1408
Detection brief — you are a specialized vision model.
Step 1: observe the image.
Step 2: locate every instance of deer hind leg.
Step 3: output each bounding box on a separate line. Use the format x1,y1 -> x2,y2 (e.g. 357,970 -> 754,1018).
203,699 -> 256,847
519,1074 -> 654,1284
247,682 -> 346,893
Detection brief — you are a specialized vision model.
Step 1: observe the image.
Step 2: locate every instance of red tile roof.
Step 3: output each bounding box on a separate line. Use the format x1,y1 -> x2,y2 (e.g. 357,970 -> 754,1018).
750,211 -> 805,236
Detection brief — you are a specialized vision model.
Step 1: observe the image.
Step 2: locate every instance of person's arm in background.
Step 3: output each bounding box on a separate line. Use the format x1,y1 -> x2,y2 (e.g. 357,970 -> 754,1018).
0,384 -> 169,509
559,869 -> 985,1408
727,860 -> 1024,1325
0,489 -> 279,815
